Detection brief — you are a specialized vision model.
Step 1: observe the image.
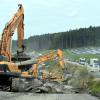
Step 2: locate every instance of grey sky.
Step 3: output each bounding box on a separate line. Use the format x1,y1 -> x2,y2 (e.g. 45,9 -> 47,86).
0,0 -> 100,39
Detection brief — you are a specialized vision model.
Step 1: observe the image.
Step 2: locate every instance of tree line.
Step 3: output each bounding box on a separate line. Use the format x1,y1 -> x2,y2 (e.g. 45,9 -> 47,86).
12,26 -> 100,52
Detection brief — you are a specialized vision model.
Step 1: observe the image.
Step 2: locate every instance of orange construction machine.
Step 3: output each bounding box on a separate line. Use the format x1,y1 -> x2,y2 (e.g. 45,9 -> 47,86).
0,4 -> 30,91
29,49 -> 65,78
0,4 -> 65,91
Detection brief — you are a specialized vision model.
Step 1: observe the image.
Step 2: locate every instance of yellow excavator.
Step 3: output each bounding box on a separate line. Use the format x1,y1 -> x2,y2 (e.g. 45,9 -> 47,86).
0,4 -> 65,91
29,49 -> 65,79
0,4 -> 30,91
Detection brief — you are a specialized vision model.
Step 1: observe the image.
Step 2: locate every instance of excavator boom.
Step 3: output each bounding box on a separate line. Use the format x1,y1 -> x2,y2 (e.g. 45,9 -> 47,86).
0,4 -> 24,61
28,49 -> 65,78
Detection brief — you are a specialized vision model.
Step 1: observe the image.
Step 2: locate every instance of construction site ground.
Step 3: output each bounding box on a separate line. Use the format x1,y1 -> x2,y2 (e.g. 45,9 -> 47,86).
0,91 -> 99,100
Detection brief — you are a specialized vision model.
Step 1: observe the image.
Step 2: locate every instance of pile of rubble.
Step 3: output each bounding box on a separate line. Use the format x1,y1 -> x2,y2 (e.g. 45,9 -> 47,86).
17,78 -> 85,93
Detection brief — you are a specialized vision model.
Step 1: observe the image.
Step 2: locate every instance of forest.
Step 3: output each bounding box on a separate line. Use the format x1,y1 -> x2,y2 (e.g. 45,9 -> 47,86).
12,26 -> 100,52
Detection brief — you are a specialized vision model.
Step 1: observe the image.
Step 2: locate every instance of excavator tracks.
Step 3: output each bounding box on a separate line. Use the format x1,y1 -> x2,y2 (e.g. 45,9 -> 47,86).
11,78 -> 33,92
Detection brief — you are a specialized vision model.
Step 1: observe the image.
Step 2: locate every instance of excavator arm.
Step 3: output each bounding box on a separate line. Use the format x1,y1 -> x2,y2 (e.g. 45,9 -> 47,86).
28,49 -> 65,78
0,4 -> 24,61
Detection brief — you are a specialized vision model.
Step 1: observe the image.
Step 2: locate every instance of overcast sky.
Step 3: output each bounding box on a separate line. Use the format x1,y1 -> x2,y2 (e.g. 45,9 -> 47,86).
0,0 -> 100,39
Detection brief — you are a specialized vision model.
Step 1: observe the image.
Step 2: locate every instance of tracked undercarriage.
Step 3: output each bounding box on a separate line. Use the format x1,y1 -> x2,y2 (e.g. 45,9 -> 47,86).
0,74 -> 34,92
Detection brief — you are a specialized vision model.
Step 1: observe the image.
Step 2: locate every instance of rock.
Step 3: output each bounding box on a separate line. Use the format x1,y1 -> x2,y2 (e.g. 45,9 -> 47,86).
32,79 -> 43,88
37,86 -> 49,93
54,87 -> 62,93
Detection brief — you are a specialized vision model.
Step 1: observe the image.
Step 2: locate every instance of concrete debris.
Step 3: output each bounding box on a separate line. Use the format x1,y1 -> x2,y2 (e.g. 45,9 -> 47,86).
37,86 -> 49,93
32,79 -> 43,88
28,79 -> 77,93
0,78 -> 88,93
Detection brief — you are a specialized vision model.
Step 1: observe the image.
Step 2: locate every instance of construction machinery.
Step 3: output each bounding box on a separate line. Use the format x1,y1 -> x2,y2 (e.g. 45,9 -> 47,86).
15,49 -> 65,79
0,4 -> 65,92
0,4 -> 31,91
31,49 -> 65,79
0,49 -> 65,91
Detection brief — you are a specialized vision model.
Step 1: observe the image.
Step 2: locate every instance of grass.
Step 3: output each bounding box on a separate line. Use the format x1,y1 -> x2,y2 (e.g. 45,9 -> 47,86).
34,47 -> 100,62
88,81 -> 100,93
63,49 -> 100,62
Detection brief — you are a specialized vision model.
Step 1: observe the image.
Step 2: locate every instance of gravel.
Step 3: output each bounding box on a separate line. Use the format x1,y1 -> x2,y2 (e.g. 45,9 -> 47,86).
0,91 -> 99,100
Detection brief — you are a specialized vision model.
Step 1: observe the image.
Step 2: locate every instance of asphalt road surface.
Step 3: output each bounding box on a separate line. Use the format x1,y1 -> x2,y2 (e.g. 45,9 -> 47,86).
0,92 -> 99,100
